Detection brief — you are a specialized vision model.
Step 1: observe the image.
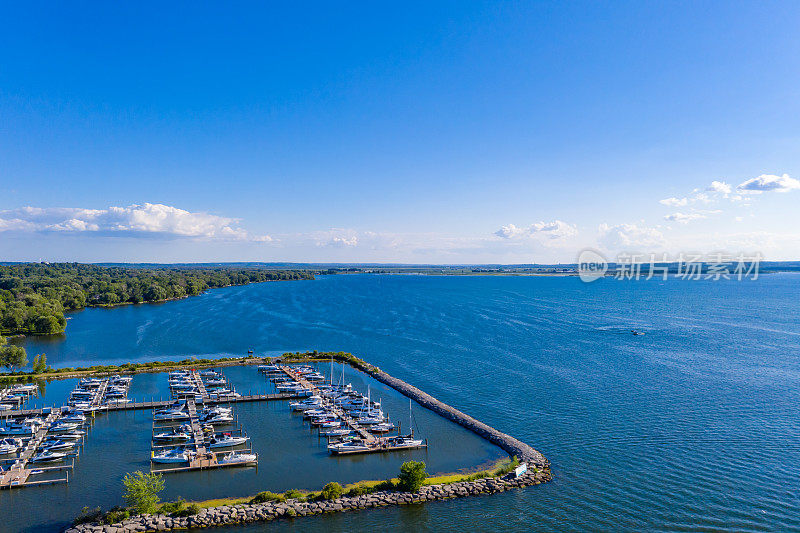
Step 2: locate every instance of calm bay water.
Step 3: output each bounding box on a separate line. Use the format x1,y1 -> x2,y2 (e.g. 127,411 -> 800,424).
8,274 -> 800,531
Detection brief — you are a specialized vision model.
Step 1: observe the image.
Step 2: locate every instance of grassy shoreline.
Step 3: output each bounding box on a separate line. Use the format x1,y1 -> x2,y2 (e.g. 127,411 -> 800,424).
0,351 -> 359,383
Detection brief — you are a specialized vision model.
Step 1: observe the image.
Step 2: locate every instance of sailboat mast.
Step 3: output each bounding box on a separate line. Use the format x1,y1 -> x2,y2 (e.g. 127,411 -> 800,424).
409,399 -> 413,437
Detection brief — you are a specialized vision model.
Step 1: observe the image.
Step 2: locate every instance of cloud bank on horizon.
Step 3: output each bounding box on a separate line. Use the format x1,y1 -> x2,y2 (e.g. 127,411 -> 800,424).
1,172 -> 797,263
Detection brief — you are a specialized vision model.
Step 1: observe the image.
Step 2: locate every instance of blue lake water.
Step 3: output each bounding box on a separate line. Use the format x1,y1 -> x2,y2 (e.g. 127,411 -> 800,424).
8,273 -> 800,531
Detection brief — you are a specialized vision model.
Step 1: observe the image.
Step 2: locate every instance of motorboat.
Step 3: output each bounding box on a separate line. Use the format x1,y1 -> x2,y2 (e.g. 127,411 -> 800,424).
321,428 -> 352,437
60,412 -> 88,424
49,422 -> 81,433
152,447 -> 194,464
154,405 -> 190,421
369,422 -> 396,433
105,398 -> 132,406
30,449 -> 67,462
200,412 -> 234,424
393,436 -> 424,447
0,419 -> 41,435
52,431 -> 84,441
217,451 -> 257,465
0,437 -> 21,455
355,416 -> 385,425
328,441 -> 372,454
153,425 -> 192,441
39,438 -> 76,451
207,433 -> 249,449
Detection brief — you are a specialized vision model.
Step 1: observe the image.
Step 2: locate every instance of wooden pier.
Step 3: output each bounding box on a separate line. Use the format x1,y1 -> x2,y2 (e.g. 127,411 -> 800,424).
0,410 -> 76,490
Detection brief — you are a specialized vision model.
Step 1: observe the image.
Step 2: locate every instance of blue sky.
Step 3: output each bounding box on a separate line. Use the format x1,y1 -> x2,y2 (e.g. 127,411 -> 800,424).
1,1 -> 799,263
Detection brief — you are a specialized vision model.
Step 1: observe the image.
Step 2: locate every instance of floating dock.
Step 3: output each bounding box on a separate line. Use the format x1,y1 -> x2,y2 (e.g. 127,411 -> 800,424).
278,364 -> 428,455
0,410 -> 75,490
150,370 -> 259,474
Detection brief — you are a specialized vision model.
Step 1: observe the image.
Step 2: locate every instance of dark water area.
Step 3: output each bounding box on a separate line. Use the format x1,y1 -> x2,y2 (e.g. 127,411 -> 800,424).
7,274 -> 800,531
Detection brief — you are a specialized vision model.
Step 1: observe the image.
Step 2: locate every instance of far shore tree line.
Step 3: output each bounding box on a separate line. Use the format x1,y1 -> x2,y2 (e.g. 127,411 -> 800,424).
0,263 -> 315,337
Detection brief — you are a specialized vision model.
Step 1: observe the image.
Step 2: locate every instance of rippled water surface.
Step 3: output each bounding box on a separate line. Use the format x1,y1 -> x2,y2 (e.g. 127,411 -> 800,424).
9,274 -> 800,532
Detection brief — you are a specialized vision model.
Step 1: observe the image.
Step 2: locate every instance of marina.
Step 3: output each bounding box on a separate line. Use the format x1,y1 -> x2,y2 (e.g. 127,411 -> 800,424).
0,357 -> 506,531
0,360 -> 442,491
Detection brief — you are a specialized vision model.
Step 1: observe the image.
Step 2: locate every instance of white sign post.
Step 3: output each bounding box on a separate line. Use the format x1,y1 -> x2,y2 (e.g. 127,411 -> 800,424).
514,462 -> 528,478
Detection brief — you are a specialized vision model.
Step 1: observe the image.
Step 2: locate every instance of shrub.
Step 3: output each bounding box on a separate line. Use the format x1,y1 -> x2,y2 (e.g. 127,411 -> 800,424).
397,461 -> 427,492
283,489 -> 303,500
103,508 -> 130,524
73,507 -> 102,525
320,482 -> 343,500
159,498 -> 186,515
173,503 -> 200,517
123,471 -> 165,515
286,508 -> 297,516
492,456 -> 520,477
344,484 -> 370,497
249,491 -> 285,504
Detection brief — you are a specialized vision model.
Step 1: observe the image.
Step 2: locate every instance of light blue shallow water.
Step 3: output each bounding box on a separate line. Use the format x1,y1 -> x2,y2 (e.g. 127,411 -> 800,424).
10,274 -> 800,531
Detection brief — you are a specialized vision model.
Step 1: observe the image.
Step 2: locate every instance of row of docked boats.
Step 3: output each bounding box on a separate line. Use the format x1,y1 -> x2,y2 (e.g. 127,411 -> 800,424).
150,371 -> 257,467
0,383 -> 38,411
150,446 -> 257,465
168,369 -> 241,401
153,401 -> 234,424
270,362 -> 424,455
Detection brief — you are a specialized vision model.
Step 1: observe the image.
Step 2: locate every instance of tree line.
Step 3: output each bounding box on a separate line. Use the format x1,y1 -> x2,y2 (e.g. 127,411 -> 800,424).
0,263 -> 314,337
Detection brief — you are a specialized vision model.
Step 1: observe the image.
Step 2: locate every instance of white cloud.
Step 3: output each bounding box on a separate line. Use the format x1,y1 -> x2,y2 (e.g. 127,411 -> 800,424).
598,223 -> 665,250
706,180 -> 732,195
494,220 -> 577,240
329,236 -> 358,247
659,197 -> 688,207
0,203 -> 272,242
664,212 -> 706,224
737,173 -> 800,194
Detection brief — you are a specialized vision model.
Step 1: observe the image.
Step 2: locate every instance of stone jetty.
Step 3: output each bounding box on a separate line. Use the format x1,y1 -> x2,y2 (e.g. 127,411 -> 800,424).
65,469 -> 550,533
341,356 -> 549,468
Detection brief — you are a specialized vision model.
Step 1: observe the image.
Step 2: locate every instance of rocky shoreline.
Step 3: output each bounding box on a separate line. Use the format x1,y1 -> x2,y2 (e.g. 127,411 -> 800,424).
66,468 -> 551,533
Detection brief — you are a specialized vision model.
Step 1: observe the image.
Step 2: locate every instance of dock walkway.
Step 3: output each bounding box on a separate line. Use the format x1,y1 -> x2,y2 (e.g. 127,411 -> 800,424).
280,367 -> 374,443
0,410 -> 74,489
4,393 -> 299,418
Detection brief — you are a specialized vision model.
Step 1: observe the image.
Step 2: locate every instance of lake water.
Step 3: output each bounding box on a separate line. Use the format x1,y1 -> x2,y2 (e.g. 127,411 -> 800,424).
8,273 -> 800,531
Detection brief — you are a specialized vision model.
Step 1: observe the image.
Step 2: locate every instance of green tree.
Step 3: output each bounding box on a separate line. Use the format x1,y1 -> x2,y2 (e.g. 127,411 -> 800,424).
122,471 -> 165,514
320,482 -> 343,500
0,345 -> 28,372
32,353 -> 47,373
33,315 -> 61,334
397,460 -> 427,492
